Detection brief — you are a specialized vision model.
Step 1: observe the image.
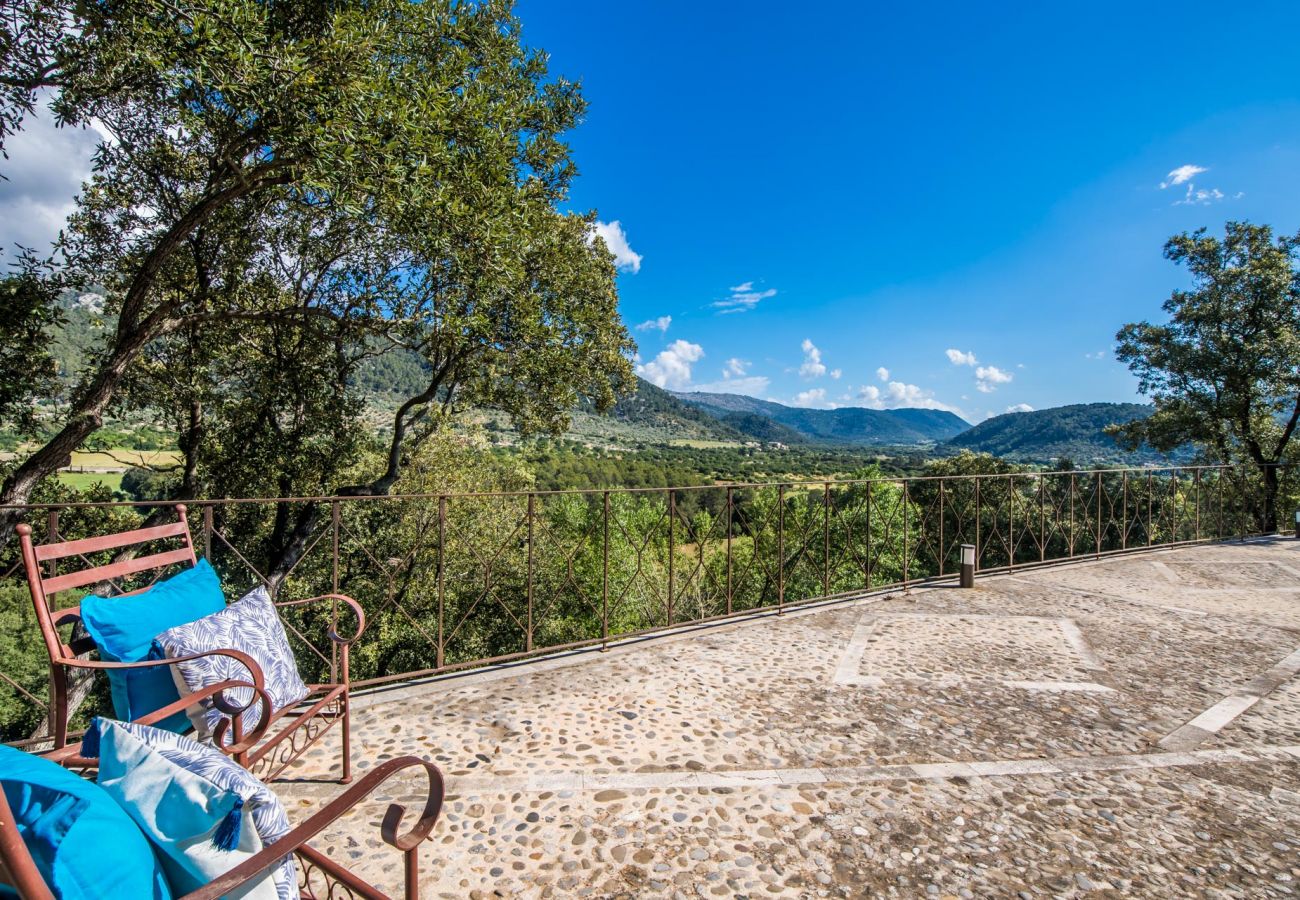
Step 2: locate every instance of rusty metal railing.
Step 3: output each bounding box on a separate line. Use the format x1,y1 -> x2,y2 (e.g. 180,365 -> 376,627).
0,463 -> 1269,743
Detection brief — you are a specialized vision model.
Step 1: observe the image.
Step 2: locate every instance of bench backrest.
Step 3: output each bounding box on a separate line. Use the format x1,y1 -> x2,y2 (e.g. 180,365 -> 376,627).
17,505 -> 198,661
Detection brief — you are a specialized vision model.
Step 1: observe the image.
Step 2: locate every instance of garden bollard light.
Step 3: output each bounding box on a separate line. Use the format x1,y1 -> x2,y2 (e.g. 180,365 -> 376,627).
960,543 -> 976,588
1294,510 -> 1299,539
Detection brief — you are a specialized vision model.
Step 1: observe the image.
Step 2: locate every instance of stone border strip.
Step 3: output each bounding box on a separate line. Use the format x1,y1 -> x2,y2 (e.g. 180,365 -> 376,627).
1009,575 -> 1211,617
1158,646 -> 1300,751
439,744 -> 1300,796
831,612 -> 1112,693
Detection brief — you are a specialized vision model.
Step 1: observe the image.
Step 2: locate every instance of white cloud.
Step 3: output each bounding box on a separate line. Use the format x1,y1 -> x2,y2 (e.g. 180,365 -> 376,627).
635,315 -> 671,333
975,365 -> 1013,393
858,381 -> 961,414
1084,350 -> 1108,360
724,357 -> 748,377
1005,403 -> 1034,413
1159,164 -> 1208,189
0,92 -> 103,262
875,366 -> 889,382
713,282 -> 776,314
799,338 -> 827,378
635,339 -> 703,390
1174,185 -> 1225,206
791,388 -> 827,408
590,220 -> 643,273
830,368 -> 842,380
693,375 -> 770,397
946,348 -> 978,367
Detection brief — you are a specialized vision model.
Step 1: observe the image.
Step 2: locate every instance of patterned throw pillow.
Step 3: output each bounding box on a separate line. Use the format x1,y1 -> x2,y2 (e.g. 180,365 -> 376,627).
85,717 -> 297,900
155,585 -> 309,742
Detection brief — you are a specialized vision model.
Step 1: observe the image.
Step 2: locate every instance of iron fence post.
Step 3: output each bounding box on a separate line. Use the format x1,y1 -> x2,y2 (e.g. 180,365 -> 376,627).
602,491 -> 610,651
938,478 -> 946,576
1195,468 -> 1201,541
1147,473 -> 1153,547
1122,472 -> 1128,551
1038,474 -> 1046,562
667,489 -> 675,626
436,495 -> 445,670
725,487 -> 733,616
974,477 -> 981,572
1007,474 -> 1015,571
777,484 -> 785,614
331,500 -> 340,683
903,480 -> 910,589
202,505 -> 213,561
1218,469 -> 1224,538
526,494 -> 535,653
45,510 -> 58,579
823,482 -> 831,597
1095,471 -> 1102,558
1069,473 -> 1076,557
864,480 -> 872,588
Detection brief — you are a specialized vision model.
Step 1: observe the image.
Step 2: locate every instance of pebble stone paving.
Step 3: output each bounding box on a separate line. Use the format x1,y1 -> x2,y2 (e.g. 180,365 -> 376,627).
276,538 -> 1300,898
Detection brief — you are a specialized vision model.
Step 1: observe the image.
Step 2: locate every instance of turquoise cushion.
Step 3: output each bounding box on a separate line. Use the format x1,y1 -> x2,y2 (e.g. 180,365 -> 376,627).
80,558 -> 226,732
0,744 -> 172,900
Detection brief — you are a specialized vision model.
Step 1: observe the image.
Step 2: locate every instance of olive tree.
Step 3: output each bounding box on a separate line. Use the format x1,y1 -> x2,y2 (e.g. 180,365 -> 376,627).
1112,222 -> 1300,531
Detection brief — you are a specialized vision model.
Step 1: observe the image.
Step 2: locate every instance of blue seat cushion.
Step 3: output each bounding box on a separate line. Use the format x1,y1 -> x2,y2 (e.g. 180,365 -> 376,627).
79,558 -> 227,732
86,718 -> 296,900
0,744 -> 172,900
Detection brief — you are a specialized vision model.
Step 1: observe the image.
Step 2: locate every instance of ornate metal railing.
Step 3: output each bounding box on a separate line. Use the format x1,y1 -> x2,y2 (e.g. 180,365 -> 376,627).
0,464 -> 1270,743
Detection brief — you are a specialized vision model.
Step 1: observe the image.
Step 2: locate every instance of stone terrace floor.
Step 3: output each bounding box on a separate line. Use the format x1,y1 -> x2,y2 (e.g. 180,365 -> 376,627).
278,538 -> 1300,898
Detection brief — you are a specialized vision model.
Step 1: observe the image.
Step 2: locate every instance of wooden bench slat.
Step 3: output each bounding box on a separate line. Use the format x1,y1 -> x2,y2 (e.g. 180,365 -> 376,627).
34,521 -> 191,562
42,547 -> 196,595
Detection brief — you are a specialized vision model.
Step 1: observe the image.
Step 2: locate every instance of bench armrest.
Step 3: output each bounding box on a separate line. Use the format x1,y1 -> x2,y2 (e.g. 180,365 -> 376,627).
184,756 -> 444,900
275,593 -> 366,646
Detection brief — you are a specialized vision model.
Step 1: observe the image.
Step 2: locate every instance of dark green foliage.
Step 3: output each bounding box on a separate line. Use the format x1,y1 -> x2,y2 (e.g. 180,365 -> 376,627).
944,403 -> 1171,463
351,348 -> 433,400
717,412 -> 808,444
120,466 -> 179,501
1114,222 -> 1300,530
0,272 -> 63,435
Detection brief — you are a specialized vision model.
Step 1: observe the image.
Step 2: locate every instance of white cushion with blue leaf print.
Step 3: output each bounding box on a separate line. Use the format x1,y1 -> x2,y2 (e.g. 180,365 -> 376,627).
156,584 -> 309,742
84,717 -> 297,900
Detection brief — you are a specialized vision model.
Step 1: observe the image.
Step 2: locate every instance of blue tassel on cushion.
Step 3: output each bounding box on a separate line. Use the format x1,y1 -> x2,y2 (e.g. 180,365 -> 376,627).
79,717 -> 102,759
212,796 -> 244,851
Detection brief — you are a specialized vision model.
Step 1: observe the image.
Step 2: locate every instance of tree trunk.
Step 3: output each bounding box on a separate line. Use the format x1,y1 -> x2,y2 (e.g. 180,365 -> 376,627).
1261,463 -> 1280,534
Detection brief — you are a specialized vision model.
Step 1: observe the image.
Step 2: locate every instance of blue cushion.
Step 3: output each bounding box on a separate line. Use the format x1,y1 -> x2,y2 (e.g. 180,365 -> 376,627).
86,718 -> 296,900
0,744 -> 172,900
80,558 -> 226,732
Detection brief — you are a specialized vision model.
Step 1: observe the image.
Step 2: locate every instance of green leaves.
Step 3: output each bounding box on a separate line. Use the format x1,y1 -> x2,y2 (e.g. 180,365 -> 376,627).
0,0 -> 631,515
1114,221 -> 1300,528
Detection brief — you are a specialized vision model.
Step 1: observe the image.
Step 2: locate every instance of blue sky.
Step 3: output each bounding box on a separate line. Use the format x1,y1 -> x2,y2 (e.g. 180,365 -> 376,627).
520,0 -> 1300,422
2,2 -> 1298,423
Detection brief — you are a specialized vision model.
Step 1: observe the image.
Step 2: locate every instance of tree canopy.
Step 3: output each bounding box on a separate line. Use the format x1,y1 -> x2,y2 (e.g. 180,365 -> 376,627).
1112,221 -> 1300,529
0,0 -> 633,542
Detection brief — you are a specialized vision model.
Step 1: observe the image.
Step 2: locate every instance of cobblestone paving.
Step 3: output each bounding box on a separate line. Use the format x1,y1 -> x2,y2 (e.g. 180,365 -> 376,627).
277,538 -> 1300,898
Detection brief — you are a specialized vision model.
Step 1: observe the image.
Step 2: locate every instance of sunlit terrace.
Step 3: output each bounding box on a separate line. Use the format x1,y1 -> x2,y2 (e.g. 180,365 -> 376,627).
271,535 -> 1300,897
3,467 -> 1298,897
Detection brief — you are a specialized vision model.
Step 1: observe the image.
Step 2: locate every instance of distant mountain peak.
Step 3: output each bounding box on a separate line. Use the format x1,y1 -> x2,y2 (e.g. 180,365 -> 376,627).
670,389 -> 969,445
943,401 -> 1179,463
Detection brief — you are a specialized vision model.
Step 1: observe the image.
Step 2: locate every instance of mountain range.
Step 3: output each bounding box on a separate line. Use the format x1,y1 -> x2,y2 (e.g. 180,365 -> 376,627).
672,390 -> 969,445
43,299 -> 1167,463
944,402 -> 1171,463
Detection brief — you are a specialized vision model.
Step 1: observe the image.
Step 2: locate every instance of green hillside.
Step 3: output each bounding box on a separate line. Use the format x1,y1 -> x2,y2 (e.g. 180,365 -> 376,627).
717,412 -> 808,444
673,391 -> 970,445
943,402 -> 1179,464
